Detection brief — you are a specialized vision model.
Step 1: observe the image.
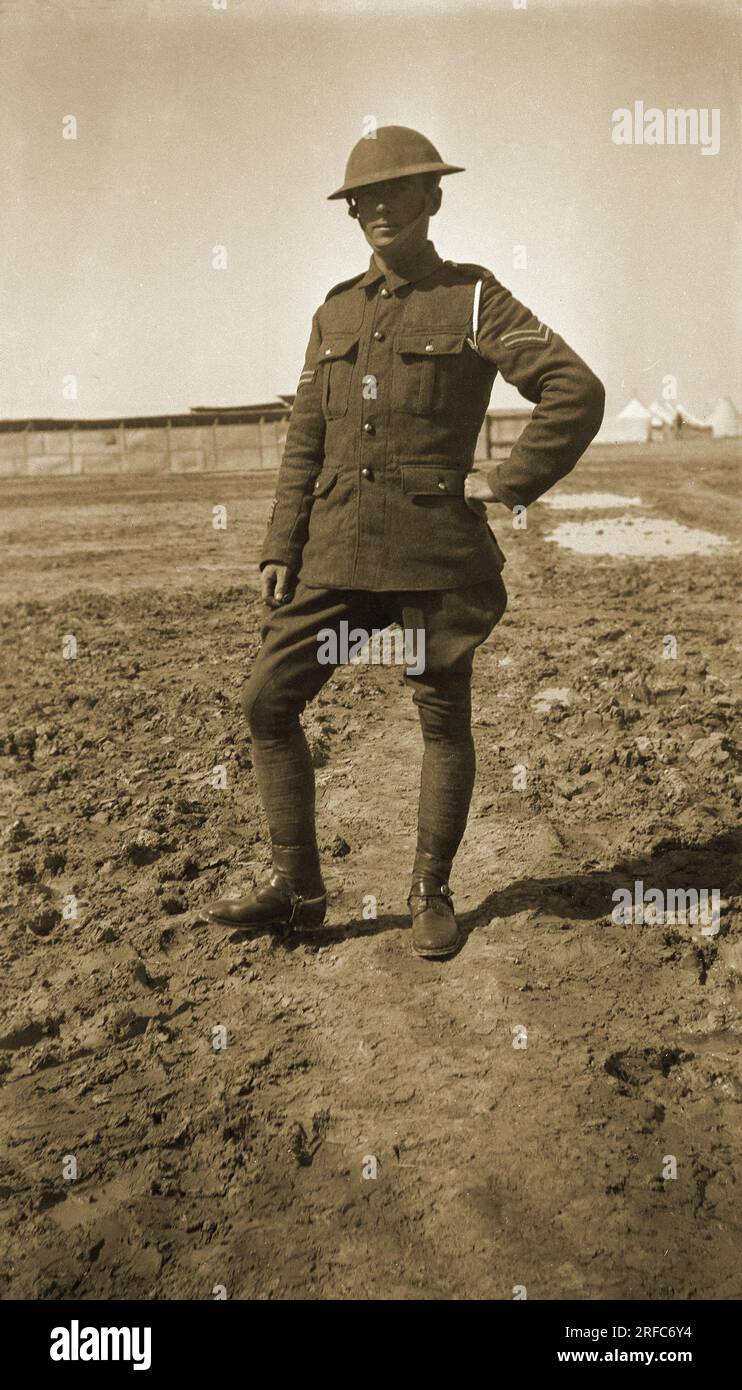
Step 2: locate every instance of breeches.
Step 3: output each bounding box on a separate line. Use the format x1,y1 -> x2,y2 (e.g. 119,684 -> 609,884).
240,574 -> 507,877
242,574 -> 508,738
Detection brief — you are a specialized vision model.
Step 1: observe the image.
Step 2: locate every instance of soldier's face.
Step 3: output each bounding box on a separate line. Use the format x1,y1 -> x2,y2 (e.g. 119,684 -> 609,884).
354,174 -> 435,248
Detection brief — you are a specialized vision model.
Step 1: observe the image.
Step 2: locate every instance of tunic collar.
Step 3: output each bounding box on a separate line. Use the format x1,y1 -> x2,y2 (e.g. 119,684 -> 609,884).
357,240 -> 443,292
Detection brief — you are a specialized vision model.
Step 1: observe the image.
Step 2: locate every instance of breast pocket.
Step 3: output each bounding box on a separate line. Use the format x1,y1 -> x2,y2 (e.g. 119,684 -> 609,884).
316,333 -> 360,420
392,329 -> 469,416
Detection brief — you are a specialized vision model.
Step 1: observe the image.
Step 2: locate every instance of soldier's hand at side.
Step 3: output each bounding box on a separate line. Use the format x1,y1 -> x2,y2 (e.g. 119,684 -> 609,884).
261,563 -> 295,608
464,472 -> 496,516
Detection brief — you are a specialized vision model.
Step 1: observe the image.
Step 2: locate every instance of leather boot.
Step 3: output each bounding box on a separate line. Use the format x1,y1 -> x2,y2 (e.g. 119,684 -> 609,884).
206,843 -> 327,933
407,874 -> 460,959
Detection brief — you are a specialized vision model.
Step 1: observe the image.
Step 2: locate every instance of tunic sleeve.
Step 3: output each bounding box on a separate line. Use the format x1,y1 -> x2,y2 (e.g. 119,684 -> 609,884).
259,309 -> 326,571
475,276 -> 605,510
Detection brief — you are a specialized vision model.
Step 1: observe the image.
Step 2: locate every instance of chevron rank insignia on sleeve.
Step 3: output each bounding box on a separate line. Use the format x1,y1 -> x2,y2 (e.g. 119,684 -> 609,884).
298,368 -> 316,388
500,320 -> 552,348
268,498 -> 277,524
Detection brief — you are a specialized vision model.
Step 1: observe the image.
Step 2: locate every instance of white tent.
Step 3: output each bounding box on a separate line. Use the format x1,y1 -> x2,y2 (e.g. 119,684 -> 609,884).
594,392 -> 732,446
596,394 -> 651,442
648,400 -> 711,431
618,396 -> 652,419
648,399 -> 675,426
708,396 -> 739,438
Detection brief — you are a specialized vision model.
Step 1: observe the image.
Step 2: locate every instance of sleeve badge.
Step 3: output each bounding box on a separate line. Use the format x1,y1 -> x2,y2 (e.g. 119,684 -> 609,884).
500,321 -> 552,348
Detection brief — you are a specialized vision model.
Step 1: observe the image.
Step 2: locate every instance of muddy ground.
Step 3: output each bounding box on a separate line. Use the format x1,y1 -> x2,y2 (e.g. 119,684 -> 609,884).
1,439 -> 740,1300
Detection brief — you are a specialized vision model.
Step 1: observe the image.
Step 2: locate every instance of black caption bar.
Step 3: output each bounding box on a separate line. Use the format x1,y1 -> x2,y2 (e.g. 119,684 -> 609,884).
0,1298 -> 733,1376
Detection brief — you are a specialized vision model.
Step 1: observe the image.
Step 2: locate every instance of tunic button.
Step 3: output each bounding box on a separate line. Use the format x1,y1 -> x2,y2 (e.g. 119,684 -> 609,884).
380,287 -> 391,298
425,342 -> 435,352
363,422 -> 375,435
361,467 -> 373,479
324,348 -> 332,355
373,330 -> 385,341
437,480 -> 447,490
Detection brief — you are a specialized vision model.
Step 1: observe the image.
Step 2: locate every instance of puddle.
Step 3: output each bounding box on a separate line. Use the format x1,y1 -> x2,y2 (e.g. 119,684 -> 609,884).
541,492 -> 642,510
545,515 -> 731,558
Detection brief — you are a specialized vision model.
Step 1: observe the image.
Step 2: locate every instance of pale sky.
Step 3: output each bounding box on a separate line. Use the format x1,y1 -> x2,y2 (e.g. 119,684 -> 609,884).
1,0 -> 739,421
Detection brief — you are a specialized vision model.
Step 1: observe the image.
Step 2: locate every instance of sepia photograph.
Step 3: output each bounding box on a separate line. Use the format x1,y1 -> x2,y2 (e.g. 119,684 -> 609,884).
1,0 -> 740,1347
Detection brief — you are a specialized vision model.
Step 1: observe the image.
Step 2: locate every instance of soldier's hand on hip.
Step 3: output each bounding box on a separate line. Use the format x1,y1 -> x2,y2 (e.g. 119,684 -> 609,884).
261,563 -> 295,608
464,471 -> 496,515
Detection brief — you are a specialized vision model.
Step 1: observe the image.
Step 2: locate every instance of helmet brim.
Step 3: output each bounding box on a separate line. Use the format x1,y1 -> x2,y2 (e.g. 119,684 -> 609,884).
327,162 -> 465,201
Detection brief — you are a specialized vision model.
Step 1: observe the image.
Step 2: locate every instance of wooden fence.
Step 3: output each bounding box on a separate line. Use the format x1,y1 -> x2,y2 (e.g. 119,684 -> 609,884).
0,417 -> 288,478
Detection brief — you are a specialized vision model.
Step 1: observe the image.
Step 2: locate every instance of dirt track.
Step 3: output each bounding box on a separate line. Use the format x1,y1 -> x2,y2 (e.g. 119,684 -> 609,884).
1,441 -> 740,1300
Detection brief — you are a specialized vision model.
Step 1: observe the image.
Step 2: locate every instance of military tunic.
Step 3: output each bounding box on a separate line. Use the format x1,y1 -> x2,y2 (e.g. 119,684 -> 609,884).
259,241 -> 605,590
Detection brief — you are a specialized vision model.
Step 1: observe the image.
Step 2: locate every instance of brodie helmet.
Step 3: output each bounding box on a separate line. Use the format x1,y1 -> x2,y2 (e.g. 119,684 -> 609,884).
327,125 -> 464,201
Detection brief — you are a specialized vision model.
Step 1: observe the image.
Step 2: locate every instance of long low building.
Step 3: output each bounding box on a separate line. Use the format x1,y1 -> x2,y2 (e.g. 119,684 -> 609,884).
0,403 -> 533,478
0,403 -> 294,478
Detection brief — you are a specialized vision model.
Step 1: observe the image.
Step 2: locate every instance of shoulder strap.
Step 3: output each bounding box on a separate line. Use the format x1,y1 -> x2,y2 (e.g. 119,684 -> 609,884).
324,270 -> 365,301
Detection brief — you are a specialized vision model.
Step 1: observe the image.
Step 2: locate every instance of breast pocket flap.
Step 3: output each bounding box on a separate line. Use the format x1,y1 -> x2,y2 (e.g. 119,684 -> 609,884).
316,333 -> 360,364
395,330 -> 469,357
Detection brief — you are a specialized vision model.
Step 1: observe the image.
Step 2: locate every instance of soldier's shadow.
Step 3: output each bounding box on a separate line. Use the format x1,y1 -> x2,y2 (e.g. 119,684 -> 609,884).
457,827 -> 739,943
269,827 -> 739,953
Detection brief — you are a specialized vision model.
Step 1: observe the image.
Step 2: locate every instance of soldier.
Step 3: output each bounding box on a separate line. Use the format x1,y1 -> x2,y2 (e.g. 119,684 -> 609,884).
207,126 -> 605,958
